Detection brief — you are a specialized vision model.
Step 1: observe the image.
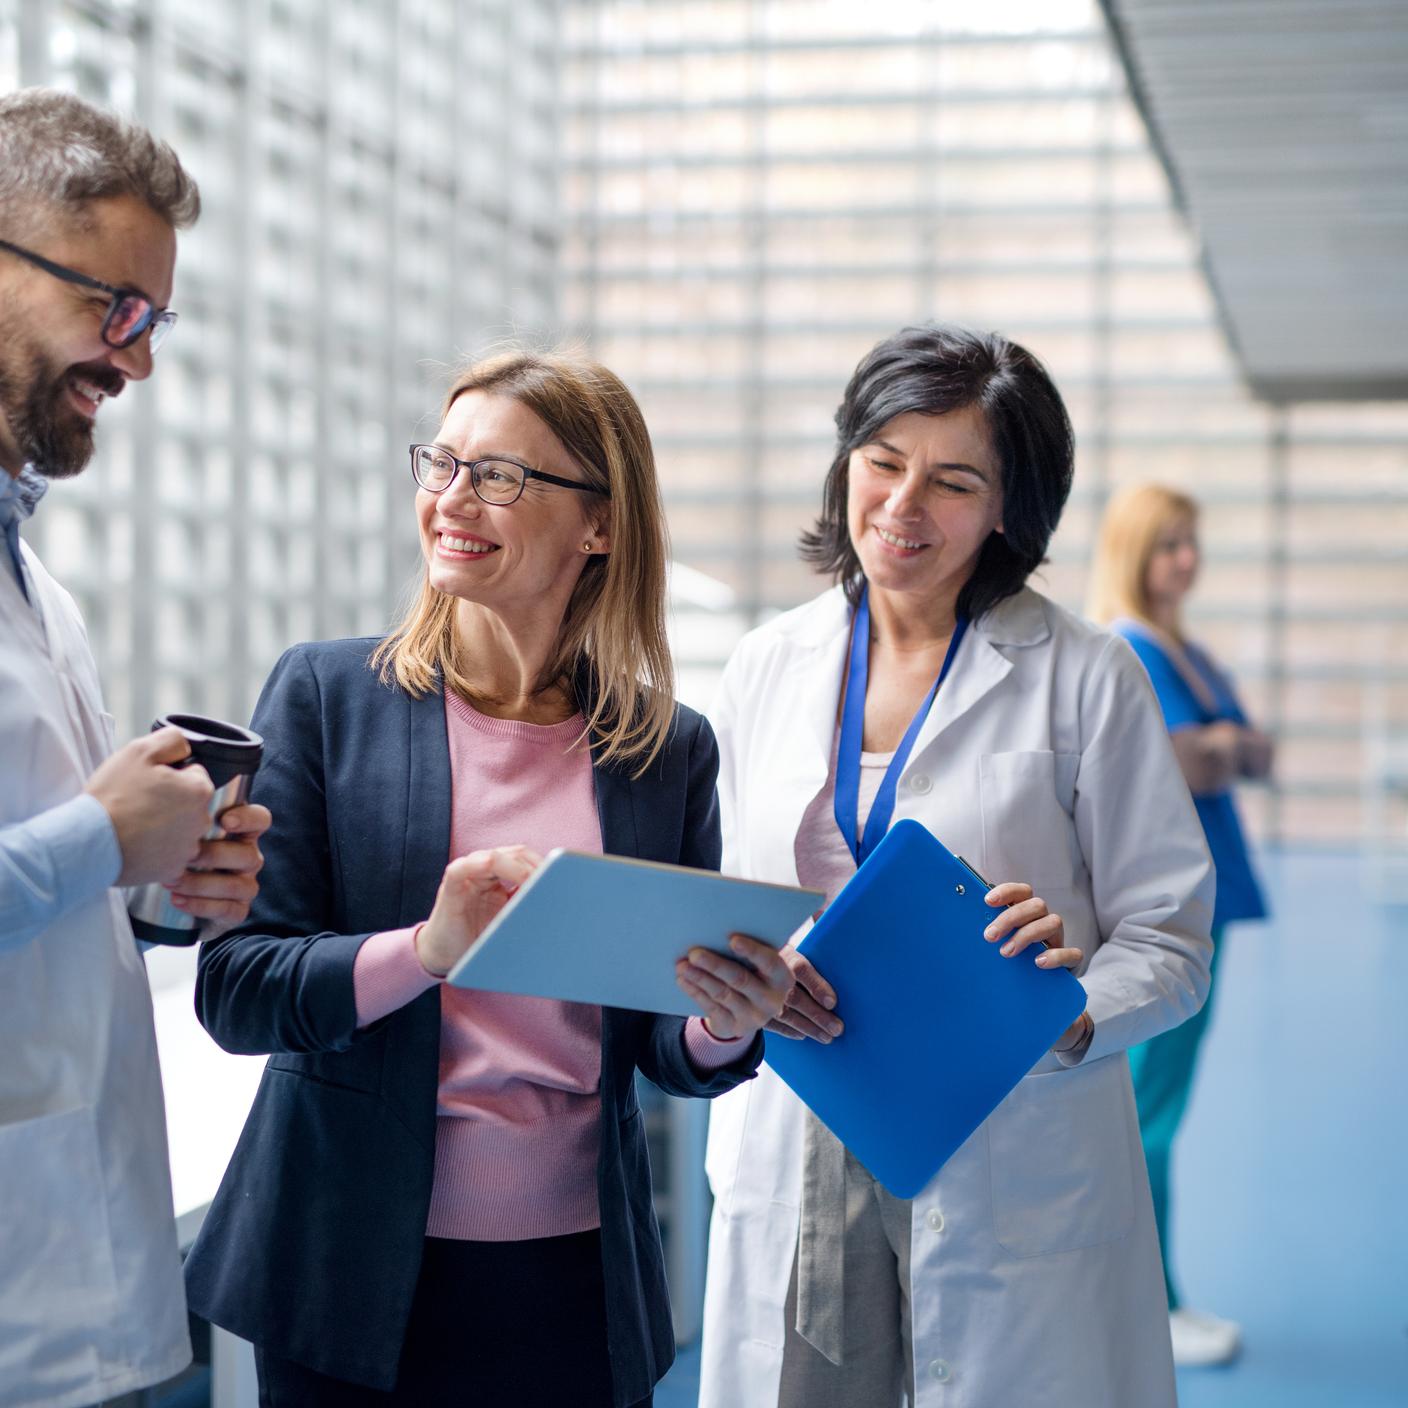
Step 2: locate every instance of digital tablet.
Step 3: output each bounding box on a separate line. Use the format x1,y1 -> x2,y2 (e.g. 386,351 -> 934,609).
446,848 -> 823,1016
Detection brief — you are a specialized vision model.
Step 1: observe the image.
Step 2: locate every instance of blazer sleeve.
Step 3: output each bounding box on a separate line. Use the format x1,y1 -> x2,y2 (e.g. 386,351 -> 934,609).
195,646 -> 371,1056
1072,634 -> 1216,1062
637,708 -> 763,1097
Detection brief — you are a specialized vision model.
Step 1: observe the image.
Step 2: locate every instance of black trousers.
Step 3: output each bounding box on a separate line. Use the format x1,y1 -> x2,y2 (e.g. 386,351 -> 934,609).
255,1230 -> 653,1408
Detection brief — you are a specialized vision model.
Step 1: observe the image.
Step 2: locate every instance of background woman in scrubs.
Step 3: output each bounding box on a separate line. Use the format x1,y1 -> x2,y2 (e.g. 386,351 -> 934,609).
1089,481 -> 1273,1367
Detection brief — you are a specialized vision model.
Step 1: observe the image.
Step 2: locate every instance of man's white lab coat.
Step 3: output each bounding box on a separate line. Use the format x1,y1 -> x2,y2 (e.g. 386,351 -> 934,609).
0,543 -> 189,1408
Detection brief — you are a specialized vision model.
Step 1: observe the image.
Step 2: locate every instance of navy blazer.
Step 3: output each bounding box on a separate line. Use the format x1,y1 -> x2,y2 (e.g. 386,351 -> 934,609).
183,639 -> 761,1405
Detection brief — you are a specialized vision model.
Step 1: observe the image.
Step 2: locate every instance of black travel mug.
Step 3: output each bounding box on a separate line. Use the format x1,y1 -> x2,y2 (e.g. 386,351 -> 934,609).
126,713 -> 264,946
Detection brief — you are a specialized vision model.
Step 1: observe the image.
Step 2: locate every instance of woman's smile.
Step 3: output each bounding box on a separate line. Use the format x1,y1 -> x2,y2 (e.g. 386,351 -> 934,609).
873,524 -> 929,555
435,529 -> 499,558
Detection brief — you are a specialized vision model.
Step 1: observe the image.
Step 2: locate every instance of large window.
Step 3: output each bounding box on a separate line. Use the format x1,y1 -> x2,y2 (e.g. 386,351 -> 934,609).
562,0 -> 1408,848
3,0 -> 560,740
7,0 -> 1407,848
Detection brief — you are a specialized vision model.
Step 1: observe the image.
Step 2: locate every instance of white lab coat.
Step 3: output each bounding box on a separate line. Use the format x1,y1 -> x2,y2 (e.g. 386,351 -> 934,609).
0,544 -> 189,1408
699,585 -> 1214,1408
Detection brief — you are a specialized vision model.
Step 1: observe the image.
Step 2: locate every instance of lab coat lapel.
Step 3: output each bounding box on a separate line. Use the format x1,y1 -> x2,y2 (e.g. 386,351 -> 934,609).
801,629 -> 851,763
0,564 -> 84,808
905,627 -> 1012,765
735,598 -> 850,889
793,587 -> 852,765
3,543 -> 50,655
904,589 -> 1049,768
9,545 -> 106,779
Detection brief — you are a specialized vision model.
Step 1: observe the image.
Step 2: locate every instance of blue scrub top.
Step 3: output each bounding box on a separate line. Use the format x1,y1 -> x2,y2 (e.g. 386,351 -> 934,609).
1114,619 -> 1268,927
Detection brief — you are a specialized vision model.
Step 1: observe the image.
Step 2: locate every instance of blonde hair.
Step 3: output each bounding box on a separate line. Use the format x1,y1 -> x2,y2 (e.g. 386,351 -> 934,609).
371,349 -> 675,775
1087,482 -> 1199,628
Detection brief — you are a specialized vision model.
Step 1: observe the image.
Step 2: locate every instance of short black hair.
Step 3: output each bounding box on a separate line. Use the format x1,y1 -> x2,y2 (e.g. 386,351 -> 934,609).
799,323 -> 1075,622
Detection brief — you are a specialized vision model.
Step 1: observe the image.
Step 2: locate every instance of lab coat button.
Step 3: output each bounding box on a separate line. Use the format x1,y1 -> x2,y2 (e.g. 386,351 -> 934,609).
926,1208 -> 944,1232
910,773 -> 932,794
929,1358 -> 952,1382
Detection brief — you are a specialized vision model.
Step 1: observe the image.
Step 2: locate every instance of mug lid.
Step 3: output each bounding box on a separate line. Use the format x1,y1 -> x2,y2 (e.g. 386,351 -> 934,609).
154,713 -> 264,771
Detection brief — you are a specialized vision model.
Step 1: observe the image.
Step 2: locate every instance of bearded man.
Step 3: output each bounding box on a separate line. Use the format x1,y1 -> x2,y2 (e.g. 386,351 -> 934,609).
0,88 -> 271,1408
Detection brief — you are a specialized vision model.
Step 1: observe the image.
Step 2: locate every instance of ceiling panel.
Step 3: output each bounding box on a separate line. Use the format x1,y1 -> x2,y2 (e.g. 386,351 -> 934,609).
1101,0 -> 1408,401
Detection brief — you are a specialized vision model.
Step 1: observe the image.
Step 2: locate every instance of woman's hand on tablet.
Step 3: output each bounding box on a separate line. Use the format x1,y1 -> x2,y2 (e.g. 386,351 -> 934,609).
416,845 -> 543,979
676,933 -> 795,1041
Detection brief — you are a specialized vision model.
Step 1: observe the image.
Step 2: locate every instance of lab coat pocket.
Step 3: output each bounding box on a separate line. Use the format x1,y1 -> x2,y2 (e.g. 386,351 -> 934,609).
979,750 -> 1080,886
986,1056 -> 1135,1259
0,1106 -> 118,1356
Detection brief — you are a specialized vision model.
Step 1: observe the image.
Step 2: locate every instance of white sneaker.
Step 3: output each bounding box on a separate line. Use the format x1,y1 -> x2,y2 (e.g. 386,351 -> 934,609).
1169,1307 -> 1242,1367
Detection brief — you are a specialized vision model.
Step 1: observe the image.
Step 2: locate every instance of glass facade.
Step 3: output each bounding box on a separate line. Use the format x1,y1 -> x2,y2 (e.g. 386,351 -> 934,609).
6,0 -> 1406,848
562,0 -> 1408,849
2,0 -> 560,740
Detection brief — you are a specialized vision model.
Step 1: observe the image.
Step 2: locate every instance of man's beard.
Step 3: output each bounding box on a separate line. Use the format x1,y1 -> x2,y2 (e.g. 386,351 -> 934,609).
0,335 -> 115,480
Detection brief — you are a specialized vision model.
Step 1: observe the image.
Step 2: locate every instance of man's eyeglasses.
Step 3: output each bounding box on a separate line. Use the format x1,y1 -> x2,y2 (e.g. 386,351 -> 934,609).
409,443 -> 609,506
0,238 -> 178,353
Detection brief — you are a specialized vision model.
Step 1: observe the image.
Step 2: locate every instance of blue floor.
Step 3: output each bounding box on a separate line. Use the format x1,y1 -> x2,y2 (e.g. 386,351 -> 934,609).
657,849 -> 1408,1408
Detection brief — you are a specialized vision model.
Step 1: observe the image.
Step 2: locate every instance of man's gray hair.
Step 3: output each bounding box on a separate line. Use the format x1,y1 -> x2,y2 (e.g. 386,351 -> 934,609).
0,87 -> 199,239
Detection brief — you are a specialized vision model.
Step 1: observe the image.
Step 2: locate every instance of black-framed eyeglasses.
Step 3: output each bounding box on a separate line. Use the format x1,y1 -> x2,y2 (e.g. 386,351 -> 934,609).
409,443 -> 609,505
0,237 -> 178,353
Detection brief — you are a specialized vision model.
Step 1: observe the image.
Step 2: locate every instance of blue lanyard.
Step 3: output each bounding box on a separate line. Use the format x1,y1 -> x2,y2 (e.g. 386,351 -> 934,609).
833,585 -> 968,865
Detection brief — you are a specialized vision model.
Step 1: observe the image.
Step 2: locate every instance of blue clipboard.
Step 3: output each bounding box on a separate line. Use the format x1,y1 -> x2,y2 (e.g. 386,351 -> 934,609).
764,818 -> 1087,1197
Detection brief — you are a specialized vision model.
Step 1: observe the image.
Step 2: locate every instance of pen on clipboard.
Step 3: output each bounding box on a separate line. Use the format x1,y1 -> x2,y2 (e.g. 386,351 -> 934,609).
958,854 -> 1055,950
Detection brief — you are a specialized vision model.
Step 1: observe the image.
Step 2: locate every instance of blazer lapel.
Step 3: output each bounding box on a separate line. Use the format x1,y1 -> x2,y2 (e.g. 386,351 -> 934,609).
589,728 -> 646,1110
399,681 -> 453,925
592,748 -> 640,860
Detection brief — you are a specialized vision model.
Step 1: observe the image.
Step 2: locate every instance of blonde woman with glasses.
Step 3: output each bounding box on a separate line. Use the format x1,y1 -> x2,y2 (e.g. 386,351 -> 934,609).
1089,481 -> 1273,1367
182,350 -> 791,1408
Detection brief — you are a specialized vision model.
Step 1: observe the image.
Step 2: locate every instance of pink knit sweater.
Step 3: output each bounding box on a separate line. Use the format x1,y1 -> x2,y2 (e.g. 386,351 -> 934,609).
352,690 -> 738,1241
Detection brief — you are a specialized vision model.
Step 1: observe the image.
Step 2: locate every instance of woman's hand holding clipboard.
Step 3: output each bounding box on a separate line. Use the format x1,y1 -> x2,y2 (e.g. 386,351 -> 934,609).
766,875 -> 1084,1050
761,820 -> 1091,1197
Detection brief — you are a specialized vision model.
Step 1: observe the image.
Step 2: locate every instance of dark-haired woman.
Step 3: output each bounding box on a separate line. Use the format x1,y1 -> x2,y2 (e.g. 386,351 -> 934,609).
698,325 -> 1215,1408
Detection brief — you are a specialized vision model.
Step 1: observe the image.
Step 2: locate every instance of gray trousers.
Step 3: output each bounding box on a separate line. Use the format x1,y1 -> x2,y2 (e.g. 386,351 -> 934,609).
778,1142 -> 915,1408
